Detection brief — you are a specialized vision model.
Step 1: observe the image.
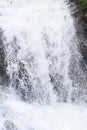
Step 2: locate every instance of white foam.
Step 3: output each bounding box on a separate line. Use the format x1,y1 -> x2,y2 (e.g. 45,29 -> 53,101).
0,99 -> 87,130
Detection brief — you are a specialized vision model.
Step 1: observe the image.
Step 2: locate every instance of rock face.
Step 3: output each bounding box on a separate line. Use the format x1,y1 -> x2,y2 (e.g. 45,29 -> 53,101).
68,0 -> 87,103
70,0 -> 87,36
70,0 -> 87,63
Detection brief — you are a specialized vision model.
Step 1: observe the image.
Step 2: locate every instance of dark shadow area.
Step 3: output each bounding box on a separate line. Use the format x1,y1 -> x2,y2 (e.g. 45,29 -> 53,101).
0,29 -> 10,86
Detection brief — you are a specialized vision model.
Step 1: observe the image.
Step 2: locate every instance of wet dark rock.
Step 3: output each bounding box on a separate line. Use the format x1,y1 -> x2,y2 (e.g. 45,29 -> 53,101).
70,0 -> 87,36
79,42 -> 87,64
70,0 -> 87,66
0,29 -> 10,86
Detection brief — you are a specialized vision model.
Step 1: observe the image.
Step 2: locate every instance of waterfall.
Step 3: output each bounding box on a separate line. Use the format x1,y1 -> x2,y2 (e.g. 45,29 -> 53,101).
0,0 -> 87,130
0,0 -> 76,103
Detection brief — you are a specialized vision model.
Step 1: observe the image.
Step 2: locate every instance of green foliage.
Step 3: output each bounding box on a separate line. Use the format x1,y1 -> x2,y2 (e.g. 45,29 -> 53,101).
76,0 -> 87,10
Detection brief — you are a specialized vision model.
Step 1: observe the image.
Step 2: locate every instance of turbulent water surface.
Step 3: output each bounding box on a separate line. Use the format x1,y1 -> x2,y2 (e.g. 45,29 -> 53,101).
0,0 -> 87,130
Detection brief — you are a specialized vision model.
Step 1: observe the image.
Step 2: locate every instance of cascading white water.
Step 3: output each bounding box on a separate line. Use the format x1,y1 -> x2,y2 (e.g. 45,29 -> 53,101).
0,0 -> 75,102
0,0 -> 87,130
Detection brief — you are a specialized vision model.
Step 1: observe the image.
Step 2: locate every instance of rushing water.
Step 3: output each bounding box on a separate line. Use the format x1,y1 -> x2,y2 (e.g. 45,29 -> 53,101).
0,0 -> 75,103
0,0 -> 87,130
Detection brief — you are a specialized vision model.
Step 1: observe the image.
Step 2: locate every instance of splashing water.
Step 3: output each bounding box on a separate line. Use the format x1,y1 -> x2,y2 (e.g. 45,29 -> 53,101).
0,0 -> 75,103
0,0 -> 87,130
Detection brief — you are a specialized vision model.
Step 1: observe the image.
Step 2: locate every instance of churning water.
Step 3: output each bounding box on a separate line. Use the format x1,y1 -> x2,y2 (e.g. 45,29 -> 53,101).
0,0 -> 87,130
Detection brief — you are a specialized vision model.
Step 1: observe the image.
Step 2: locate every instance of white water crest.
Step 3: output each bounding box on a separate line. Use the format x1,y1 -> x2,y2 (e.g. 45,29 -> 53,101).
0,0 -> 87,130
